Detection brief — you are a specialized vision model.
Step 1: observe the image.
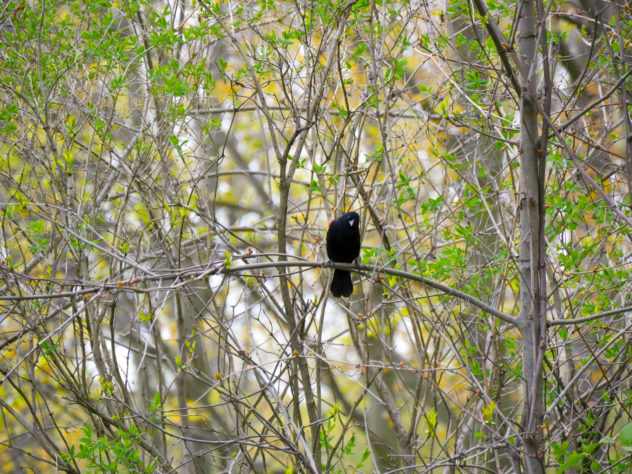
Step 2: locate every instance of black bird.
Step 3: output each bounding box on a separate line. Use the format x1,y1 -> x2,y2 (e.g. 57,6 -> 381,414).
326,211 -> 361,298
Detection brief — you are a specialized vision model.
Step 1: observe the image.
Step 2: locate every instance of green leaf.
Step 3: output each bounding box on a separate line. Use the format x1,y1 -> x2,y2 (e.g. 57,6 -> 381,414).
425,409 -> 437,436
482,401 -> 496,424
558,452 -> 588,472
620,422 -> 632,446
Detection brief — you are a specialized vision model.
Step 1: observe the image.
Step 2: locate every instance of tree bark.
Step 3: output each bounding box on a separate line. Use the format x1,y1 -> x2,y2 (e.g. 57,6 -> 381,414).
518,0 -> 546,471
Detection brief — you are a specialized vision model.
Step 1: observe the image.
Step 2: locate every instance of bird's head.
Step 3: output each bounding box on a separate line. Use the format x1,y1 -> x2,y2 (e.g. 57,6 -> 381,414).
341,211 -> 360,229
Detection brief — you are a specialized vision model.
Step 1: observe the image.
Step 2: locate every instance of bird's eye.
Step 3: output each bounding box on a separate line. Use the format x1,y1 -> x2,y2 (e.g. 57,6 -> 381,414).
349,219 -> 355,227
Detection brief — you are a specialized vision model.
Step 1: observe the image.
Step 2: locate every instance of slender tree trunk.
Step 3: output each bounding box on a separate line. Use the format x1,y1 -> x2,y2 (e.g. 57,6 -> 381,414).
518,0 -> 546,471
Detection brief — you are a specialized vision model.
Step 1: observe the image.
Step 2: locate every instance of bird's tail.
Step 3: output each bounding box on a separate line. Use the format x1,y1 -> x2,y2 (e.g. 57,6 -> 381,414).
331,269 -> 353,298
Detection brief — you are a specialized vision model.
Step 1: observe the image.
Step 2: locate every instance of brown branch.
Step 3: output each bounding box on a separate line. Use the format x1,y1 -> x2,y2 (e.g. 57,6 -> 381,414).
0,259 -> 517,326
548,305 -> 632,326
470,0 -> 522,94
